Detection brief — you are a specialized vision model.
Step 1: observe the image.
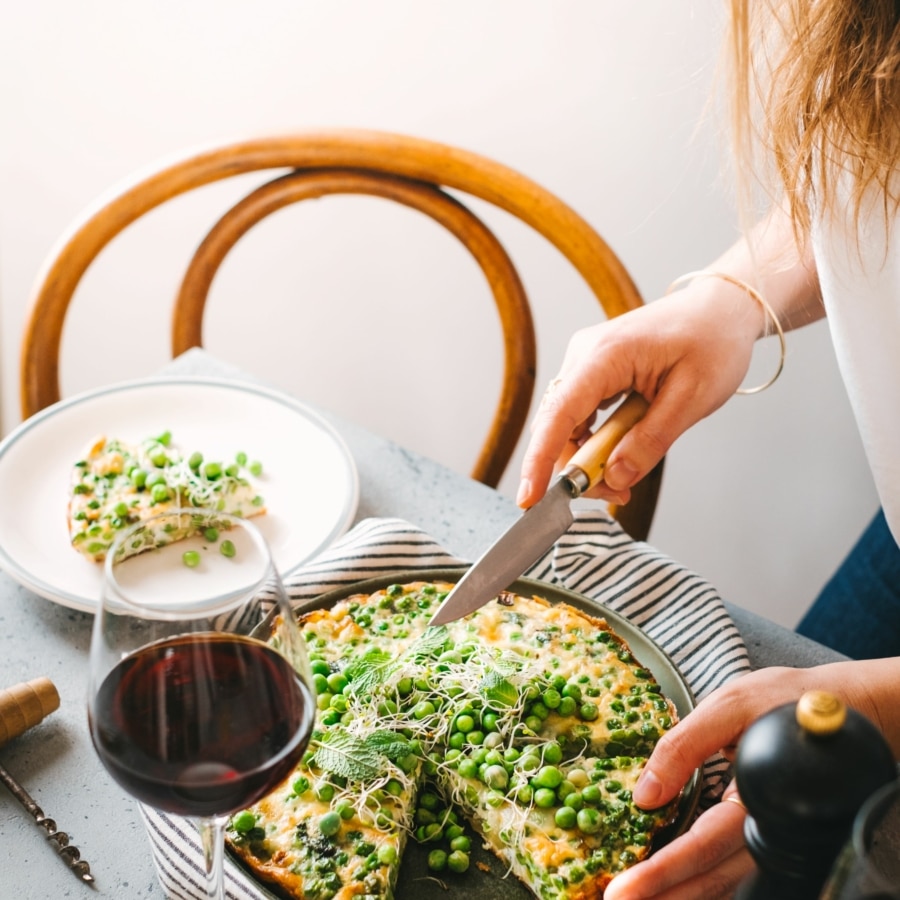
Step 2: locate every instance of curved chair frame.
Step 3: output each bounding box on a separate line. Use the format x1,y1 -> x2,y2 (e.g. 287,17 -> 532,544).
21,129 -> 661,539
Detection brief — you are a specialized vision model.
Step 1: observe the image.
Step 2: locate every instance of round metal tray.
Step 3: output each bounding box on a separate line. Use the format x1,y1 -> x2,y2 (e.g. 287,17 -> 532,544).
229,566 -> 701,899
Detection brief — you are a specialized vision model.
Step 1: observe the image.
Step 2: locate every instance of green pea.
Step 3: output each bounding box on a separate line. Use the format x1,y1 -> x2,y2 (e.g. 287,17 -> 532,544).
577,807 -> 602,834
458,758 -> 478,779
447,850 -> 470,873
532,765 -> 563,789
542,689 -> 562,709
542,743 -> 564,765
377,844 -> 397,864
515,784 -> 534,804
292,776 -> 310,796
182,550 -> 201,568
427,849 -> 447,871
220,539 -> 236,558
533,787 -> 556,808
327,672 -> 348,693
249,460 -> 263,477
413,700 -> 436,720
316,783 -> 335,802
581,784 -> 602,805
555,806 -> 578,829
483,765 -> 508,791
579,702 -> 599,721
449,835 -> 471,853
188,451 -> 203,470
150,483 -> 170,504
557,780 -> 577,800
203,461 -> 223,480
562,683 -> 583,702
318,811 -> 341,837
335,798 -> 355,820
454,714 -> 475,734
558,696 -> 577,717
231,810 -> 255,833
203,526 -> 219,542
310,659 -> 330,676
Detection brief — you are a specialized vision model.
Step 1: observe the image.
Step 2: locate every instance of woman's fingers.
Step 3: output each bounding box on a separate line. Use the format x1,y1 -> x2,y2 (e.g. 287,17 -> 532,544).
634,668 -> 812,809
604,799 -> 754,900
517,373 -> 617,506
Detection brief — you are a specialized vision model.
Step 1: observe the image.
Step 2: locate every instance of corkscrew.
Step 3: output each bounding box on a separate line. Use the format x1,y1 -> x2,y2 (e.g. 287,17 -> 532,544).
0,677 -> 94,884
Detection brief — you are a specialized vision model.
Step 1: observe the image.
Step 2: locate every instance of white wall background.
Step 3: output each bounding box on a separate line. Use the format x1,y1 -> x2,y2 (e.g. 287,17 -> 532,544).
0,1 -> 879,630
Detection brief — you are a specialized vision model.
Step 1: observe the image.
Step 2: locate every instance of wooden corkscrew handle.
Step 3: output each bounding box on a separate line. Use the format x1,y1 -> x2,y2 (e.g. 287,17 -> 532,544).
0,677 -> 60,745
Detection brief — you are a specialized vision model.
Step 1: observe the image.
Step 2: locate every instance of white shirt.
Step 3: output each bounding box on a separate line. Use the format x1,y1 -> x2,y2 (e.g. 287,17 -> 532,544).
812,194 -> 900,545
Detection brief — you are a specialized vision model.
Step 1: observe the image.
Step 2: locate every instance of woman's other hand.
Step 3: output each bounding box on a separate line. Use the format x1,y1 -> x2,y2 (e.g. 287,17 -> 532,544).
604,660 -> 900,899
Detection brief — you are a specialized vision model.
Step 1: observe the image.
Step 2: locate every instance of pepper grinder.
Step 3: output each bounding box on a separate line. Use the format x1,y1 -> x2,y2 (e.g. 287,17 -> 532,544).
733,690 -> 897,899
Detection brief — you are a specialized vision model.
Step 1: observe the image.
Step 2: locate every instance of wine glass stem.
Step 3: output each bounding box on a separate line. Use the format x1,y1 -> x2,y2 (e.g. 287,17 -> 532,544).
197,815 -> 228,900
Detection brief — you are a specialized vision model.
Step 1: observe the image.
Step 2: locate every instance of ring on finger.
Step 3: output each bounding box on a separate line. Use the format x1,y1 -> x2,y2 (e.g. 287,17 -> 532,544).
545,377 -> 563,394
723,793 -> 747,813
540,377 -> 563,405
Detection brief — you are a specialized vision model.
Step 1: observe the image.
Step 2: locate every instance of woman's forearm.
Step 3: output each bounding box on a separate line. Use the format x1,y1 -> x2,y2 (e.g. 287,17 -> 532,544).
708,200 -> 825,334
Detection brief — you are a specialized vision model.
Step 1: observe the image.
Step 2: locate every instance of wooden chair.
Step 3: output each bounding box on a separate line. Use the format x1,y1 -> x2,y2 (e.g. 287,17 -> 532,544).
21,129 -> 662,540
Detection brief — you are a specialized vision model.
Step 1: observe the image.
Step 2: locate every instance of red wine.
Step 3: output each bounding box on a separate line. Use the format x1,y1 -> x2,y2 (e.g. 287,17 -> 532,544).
91,633 -> 313,817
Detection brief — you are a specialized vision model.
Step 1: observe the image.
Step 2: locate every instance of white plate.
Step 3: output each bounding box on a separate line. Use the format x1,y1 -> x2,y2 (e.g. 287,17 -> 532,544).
0,376 -> 359,612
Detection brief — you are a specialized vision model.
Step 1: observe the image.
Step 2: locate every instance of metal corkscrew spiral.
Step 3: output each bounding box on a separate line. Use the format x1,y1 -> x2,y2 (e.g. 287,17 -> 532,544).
0,677 -> 94,883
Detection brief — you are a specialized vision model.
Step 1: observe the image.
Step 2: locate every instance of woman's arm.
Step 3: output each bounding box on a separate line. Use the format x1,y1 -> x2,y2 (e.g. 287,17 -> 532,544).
517,202 -> 824,508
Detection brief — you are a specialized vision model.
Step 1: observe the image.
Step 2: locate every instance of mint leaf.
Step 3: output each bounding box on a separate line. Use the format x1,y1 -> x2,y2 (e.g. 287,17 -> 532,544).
312,728 -> 412,781
313,728 -> 383,781
407,626 -> 449,660
480,669 -> 519,708
343,648 -> 395,693
362,730 -> 411,763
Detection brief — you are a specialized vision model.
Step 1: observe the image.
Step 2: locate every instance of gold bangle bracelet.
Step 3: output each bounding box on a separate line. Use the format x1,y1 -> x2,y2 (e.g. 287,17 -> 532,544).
665,270 -> 786,395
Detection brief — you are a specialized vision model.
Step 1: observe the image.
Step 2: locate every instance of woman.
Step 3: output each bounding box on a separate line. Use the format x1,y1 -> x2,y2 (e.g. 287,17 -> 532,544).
518,2 -> 900,896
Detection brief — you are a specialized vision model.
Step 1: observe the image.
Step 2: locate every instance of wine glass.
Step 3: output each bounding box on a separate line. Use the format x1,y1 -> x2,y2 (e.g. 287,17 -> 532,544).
88,509 -> 315,900
822,778 -> 900,899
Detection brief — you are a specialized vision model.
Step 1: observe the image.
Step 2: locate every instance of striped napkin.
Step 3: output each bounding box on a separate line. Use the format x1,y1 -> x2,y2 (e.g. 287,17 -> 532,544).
141,513 -> 751,899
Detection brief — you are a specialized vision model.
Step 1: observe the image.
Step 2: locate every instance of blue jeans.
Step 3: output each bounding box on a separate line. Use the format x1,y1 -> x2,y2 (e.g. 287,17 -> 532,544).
796,509 -> 900,660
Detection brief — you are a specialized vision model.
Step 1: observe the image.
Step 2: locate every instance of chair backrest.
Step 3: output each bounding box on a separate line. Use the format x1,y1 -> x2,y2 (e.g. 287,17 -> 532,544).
21,129 -> 662,540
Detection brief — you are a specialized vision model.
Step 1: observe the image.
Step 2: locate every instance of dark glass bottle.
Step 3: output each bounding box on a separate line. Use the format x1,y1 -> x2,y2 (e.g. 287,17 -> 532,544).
734,691 -> 896,899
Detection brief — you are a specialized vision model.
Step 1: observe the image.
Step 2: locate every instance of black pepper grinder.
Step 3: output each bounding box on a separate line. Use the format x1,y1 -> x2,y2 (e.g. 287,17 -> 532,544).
733,690 -> 897,899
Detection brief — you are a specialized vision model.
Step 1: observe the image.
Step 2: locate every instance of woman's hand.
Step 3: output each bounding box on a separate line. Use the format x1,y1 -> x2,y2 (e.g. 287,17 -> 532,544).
604,660 -> 900,899
516,283 -> 761,509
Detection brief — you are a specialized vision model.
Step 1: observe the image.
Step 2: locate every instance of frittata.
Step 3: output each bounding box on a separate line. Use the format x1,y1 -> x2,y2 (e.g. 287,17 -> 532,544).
226,582 -> 682,900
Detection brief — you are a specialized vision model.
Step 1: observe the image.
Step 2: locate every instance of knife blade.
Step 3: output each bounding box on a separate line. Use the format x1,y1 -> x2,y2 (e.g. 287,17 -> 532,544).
428,392 -> 648,626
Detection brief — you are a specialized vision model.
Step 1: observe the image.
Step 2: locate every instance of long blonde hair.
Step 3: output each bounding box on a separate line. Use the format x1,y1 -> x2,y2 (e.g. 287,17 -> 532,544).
728,0 -> 900,237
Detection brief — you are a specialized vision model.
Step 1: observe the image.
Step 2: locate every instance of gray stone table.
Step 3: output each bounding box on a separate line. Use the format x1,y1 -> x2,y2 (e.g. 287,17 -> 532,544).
0,350 -> 845,899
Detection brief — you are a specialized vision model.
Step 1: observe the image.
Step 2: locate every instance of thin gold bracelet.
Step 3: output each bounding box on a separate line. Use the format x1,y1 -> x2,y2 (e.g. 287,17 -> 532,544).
665,270 -> 786,395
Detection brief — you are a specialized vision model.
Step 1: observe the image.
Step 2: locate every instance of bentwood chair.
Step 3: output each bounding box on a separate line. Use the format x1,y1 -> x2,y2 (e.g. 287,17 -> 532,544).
20,129 -> 662,540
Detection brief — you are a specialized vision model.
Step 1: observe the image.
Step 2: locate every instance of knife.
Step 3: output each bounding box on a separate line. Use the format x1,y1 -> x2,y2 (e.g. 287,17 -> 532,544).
428,392 -> 649,626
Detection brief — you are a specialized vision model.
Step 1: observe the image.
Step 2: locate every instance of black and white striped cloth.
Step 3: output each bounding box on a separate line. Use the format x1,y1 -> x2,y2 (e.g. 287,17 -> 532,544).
141,513 -> 751,899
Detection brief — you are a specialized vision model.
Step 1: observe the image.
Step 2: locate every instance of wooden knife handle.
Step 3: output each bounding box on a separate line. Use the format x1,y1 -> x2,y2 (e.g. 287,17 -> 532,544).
566,392 -> 649,490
